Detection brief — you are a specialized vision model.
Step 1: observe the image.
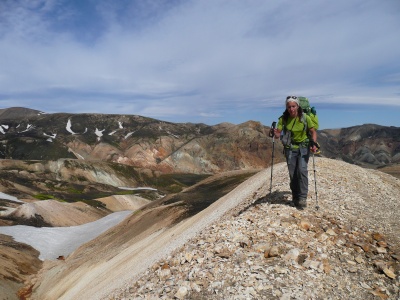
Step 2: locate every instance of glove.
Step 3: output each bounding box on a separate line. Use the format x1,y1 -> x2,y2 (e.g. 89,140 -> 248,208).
310,141 -> 321,155
309,140 -> 320,149
268,128 -> 274,138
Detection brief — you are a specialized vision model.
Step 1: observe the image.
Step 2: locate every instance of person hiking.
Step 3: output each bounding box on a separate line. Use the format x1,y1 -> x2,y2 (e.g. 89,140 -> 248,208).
271,96 -> 318,209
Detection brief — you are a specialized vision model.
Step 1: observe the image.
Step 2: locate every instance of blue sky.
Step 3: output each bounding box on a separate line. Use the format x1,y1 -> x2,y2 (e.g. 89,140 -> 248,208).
0,0 -> 399,130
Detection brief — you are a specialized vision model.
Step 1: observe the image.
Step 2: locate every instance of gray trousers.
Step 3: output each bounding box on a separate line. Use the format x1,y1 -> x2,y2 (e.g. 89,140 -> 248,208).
284,147 -> 310,200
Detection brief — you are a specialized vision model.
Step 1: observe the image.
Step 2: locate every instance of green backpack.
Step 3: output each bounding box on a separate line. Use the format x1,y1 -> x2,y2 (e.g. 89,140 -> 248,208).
298,96 -> 319,130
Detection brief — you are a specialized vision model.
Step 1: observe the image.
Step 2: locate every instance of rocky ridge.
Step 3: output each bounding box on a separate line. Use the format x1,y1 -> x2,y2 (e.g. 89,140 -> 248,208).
108,158 -> 400,300
21,158 -> 400,300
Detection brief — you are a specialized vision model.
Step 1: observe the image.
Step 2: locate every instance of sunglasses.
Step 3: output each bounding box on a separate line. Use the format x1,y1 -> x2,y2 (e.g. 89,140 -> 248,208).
286,96 -> 297,100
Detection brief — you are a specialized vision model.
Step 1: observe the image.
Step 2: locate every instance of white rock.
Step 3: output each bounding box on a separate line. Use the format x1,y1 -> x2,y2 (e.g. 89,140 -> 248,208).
174,286 -> 188,299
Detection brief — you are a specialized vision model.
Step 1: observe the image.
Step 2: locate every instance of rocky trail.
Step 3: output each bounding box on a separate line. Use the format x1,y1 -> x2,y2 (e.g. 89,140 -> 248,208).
108,158 -> 400,300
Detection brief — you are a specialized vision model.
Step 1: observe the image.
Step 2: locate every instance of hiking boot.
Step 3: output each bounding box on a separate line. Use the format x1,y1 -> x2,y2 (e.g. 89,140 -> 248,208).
296,198 -> 307,210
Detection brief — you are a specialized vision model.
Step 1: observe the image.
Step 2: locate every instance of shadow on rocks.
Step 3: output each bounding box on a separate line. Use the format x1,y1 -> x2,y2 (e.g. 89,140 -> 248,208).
237,190 -> 292,216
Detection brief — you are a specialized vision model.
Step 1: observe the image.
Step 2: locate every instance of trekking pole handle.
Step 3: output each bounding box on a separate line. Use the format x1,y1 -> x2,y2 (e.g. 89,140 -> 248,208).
269,121 -> 276,137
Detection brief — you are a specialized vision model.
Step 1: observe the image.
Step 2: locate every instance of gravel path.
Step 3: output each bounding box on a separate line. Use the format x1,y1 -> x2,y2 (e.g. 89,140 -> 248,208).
108,157 -> 400,299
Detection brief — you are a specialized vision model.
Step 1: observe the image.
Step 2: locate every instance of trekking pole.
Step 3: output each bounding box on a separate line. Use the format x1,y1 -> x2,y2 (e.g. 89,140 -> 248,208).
269,121 -> 277,196
312,151 -> 319,210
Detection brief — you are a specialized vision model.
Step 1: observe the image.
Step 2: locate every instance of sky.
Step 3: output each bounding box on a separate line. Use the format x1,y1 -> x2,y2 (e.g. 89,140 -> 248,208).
0,0 -> 399,130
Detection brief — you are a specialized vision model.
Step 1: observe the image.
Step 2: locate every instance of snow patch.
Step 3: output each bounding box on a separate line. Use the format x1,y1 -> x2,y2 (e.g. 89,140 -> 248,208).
66,119 -> 77,134
0,211 -> 132,260
95,128 -> 105,141
125,132 -> 135,139
0,124 -> 9,134
20,124 -> 35,133
75,152 -> 85,159
0,192 -> 23,203
68,148 -> 85,160
44,132 -> 57,139
44,132 -> 57,142
109,122 -> 124,135
118,187 -> 158,191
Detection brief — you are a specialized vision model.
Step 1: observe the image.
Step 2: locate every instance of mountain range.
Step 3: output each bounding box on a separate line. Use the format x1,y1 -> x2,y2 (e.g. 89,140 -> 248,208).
1,107 -> 399,173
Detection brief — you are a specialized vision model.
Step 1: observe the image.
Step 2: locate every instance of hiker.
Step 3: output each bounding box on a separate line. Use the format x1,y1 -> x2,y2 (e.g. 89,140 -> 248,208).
271,96 -> 318,209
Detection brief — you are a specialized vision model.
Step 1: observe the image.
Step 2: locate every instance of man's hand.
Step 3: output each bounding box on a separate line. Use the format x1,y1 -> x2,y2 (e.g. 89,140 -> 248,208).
310,140 -> 320,153
268,128 -> 274,138
274,128 -> 282,139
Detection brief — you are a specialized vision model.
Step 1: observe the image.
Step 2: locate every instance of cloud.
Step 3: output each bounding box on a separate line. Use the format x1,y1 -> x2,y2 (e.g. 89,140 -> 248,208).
0,0 -> 399,127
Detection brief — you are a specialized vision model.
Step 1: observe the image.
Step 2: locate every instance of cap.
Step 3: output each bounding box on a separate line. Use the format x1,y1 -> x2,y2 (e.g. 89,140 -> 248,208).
286,96 -> 299,106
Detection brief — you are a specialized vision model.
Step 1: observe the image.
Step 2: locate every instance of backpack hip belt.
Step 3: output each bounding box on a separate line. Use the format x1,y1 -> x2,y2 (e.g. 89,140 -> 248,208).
291,139 -> 310,148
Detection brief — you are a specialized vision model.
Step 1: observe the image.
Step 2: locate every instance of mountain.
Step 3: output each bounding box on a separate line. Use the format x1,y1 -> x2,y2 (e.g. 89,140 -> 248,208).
318,124 -> 400,169
0,108 -> 278,174
0,107 -> 44,120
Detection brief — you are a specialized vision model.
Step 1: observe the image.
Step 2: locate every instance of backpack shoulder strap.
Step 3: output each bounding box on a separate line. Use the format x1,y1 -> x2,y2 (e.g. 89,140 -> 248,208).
301,114 -> 308,132
279,114 -> 286,131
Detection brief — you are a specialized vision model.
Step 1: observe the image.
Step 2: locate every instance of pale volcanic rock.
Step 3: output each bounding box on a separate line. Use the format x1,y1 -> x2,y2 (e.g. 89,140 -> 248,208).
96,195 -> 151,212
7,200 -> 108,226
